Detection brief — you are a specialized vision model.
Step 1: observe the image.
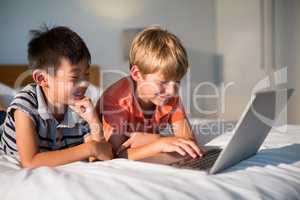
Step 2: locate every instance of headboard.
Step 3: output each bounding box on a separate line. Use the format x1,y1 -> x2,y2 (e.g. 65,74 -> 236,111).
0,64 -> 101,88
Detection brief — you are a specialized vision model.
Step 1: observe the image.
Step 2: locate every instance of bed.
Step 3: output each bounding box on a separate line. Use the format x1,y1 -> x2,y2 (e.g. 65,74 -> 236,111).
0,65 -> 300,199
0,124 -> 299,200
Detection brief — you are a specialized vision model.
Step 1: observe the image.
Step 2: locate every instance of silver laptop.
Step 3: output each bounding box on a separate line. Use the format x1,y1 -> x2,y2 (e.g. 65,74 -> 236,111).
139,88 -> 294,174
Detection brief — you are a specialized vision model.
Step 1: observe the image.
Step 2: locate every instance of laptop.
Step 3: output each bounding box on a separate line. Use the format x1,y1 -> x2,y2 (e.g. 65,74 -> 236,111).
139,88 -> 294,174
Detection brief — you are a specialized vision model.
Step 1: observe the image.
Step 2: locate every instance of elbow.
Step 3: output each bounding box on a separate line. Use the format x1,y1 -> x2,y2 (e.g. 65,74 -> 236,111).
113,148 -> 128,159
21,162 -> 34,169
20,160 -> 38,169
20,157 -> 40,169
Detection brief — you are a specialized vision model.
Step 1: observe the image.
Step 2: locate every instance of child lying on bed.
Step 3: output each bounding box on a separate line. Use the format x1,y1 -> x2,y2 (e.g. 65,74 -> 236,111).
97,26 -> 205,160
0,25 -> 113,168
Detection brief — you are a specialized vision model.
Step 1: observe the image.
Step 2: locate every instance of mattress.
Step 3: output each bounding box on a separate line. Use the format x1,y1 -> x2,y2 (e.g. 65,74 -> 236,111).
0,125 -> 299,200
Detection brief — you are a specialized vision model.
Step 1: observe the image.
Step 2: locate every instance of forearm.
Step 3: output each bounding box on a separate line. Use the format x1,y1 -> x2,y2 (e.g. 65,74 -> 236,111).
174,131 -> 194,140
125,141 -> 161,160
88,118 -> 104,141
127,132 -> 161,148
173,119 -> 195,140
21,142 -> 92,168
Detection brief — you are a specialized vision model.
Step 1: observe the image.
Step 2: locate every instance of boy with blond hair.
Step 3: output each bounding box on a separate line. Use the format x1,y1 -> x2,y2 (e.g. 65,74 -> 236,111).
97,26 -> 205,160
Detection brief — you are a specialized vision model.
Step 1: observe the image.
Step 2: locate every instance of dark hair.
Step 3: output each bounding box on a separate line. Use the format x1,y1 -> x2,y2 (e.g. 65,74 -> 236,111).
27,25 -> 91,70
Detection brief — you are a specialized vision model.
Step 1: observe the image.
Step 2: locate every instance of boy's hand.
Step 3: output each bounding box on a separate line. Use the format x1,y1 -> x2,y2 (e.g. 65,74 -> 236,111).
122,132 -> 161,148
154,136 -> 204,159
89,140 -> 113,161
70,96 -> 98,124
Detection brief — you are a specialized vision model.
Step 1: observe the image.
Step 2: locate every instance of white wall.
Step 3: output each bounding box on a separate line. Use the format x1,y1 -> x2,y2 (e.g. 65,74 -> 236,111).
273,0 -> 300,124
280,0 -> 300,124
215,0 -> 299,124
215,0 -> 265,120
3,0 -> 297,122
0,0 -> 216,117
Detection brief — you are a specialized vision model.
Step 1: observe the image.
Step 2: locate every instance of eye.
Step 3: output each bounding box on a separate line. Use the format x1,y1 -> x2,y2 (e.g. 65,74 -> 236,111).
160,81 -> 169,85
70,76 -> 79,80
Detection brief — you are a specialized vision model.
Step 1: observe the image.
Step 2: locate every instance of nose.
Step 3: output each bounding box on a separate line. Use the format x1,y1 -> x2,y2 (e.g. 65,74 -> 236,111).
76,80 -> 89,89
73,80 -> 89,98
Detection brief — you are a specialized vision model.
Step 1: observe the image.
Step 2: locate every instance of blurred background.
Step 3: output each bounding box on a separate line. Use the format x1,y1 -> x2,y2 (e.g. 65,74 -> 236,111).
0,0 -> 299,125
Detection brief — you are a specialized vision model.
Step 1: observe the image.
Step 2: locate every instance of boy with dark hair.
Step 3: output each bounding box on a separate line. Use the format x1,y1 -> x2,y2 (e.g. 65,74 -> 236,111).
0,26 -> 112,168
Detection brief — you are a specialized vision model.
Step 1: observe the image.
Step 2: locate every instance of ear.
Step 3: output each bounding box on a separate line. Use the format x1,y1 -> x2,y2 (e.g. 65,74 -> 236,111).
32,69 -> 48,87
130,65 -> 144,82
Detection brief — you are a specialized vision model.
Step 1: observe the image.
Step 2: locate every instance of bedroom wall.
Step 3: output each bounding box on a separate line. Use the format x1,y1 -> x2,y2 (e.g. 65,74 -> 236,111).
274,0 -> 300,124
0,0 -> 216,118
2,0 -> 297,123
215,0 -> 265,121
215,0 -> 299,124
268,0 -> 300,125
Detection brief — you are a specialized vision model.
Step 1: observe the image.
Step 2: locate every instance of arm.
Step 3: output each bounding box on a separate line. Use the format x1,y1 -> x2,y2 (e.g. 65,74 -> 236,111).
70,97 -> 113,162
120,119 -> 204,160
172,118 -> 206,155
100,96 -> 201,160
119,135 -> 202,160
122,119 -> 195,148
70,96 -> 104,141
15,110 -> 108,168
103,117 -> 202,160
172,118 -> 195,139
122,132 -> 161,148
112,131 -> 201,160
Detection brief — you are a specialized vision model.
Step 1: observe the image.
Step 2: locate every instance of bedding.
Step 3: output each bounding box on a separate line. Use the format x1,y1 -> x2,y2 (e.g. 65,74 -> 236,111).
0,124 -> 299,200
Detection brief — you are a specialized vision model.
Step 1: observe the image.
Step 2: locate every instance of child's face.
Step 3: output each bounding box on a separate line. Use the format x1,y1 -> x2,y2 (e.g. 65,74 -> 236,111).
136,71 -> 180,106
46,58 -> 90,106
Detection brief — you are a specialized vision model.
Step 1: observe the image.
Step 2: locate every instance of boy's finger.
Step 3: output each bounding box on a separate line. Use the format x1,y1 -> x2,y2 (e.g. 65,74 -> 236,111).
89,156 -> 97,162
179,139 -> 202,157
121,138 -> 132,148
80,105 -> 86,113
174,141 -> 196,158
172,146 -> 186,156
69,105 -> 80,113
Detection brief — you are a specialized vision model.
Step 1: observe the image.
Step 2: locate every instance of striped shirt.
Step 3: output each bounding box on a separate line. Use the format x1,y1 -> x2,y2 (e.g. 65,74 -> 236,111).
0,83 -> 90,161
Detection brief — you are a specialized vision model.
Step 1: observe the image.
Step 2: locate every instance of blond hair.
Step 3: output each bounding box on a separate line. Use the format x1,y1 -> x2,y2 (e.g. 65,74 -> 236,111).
129,26 -> 188,80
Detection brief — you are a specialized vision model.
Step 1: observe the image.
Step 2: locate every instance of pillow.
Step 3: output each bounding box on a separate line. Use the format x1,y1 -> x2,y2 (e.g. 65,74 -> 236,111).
85,84 -> 100,104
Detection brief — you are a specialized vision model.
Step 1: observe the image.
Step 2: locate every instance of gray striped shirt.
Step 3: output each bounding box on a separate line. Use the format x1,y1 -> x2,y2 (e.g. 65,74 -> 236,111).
0,83 -> 90,161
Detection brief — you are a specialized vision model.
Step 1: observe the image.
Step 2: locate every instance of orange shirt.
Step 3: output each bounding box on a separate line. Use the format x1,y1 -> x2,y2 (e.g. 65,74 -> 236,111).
96,76 -> 186,152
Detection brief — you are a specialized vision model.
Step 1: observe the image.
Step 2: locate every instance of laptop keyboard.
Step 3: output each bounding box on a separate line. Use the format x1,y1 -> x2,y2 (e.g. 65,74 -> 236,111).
171,148 -> 222,170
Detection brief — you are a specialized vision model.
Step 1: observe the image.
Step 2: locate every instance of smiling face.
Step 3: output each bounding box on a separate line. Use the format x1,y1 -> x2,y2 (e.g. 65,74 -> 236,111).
131,66 -> 180,107
40,58 -> 90,108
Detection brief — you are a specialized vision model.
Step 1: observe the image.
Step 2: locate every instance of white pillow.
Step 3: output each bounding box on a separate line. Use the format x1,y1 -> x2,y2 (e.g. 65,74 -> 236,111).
84,84 -> 100,104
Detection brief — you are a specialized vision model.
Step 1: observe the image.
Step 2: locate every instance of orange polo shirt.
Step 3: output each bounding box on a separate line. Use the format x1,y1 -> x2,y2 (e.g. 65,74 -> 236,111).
96,76 -> 186,152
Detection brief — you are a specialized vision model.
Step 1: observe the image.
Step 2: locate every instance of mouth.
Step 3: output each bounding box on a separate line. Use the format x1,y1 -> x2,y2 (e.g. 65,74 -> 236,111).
158,95 -> 172,101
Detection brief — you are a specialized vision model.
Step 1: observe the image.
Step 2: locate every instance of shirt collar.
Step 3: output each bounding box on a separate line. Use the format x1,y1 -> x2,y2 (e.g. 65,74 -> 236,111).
59,107 -> 83,128
36,85 -> 83,128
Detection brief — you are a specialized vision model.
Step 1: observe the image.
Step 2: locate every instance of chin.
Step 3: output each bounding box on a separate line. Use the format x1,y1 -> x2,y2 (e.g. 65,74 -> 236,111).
152,98 -> 167,106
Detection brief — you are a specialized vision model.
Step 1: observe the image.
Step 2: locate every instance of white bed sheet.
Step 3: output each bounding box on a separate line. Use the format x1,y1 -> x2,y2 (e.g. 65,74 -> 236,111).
0,125 -> 300,200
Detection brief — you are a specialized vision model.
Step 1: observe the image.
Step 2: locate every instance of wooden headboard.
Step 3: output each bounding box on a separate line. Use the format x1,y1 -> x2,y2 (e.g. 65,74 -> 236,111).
0,64 -> 101,88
